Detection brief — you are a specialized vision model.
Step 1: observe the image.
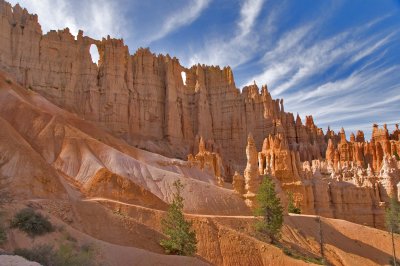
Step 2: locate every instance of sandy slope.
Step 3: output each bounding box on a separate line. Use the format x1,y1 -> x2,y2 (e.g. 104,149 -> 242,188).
0,115 -> 66,200
284,214 -> 400,265
1,72 -> 400,266
61,194 -> 400,266
0,71 -> 249,215
0,203 -> 208,266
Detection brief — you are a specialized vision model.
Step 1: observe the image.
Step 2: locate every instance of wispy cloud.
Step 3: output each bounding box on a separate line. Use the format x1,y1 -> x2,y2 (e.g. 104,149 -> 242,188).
349,33 -> 395,64
238,0 -> 265,37
233,2 -> 399,138
187,0 -> 266,68
245,15 -> 396,95
8,0 -> 127,40
145,0 -> 211,44
285,61 -> 400,139
289,65 -> 400,113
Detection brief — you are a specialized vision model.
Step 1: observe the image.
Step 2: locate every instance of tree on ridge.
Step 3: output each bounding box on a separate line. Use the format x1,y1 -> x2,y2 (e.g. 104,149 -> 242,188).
254,175 -> 284,243
386,196 -> 400,266
160,180 -> 197,256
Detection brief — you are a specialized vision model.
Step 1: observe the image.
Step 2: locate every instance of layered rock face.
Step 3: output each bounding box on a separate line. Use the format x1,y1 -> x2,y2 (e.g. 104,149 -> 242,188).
326,125 -> 400,172
0,1 -> 326,181
234,124 -> 400,227
188,137 -> 225,185
325,125 -> 400,203
258,133 -> 302,183
1,1 -> 400,229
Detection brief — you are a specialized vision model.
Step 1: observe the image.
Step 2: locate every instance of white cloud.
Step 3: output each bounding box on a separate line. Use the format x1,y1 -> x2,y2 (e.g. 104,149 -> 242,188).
8,0 -> 126,40
288,66 -> 398,105
238,0 -> 265,37
187,0 -> 266,68
284,63 -> 400,139
349,32 -> 396,64
145,0 -> 211,44
237,7 -> 399,137
245,19 -> 396,95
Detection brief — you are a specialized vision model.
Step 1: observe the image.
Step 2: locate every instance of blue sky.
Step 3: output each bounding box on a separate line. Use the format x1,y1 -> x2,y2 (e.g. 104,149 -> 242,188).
9,0 -> 400,139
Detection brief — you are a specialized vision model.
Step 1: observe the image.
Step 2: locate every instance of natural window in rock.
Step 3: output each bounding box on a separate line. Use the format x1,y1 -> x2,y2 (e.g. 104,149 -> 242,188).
90,44 -> 100,65
181,71 -> 187,85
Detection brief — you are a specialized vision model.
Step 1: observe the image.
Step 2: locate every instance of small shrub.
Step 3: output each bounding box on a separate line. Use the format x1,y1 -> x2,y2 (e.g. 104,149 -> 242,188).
287,192 -> 301,214
282,247 -> 325,265
14,244 -> 56,266
0,212 -> 7,244
5,79 -> 12,84
10,208 -> 53,237
15,242 -> 96,266
63,232 -> 77,243
0,225 -> 6,245
54,242 -> 95,266
389,258 -> 400,266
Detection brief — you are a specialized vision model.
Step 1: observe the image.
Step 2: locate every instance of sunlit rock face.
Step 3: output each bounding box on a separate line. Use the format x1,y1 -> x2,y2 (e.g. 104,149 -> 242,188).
188,137 -> 225,186
233,124 -> 400,228
0,0 -> 328,181
1,1 -> 400,229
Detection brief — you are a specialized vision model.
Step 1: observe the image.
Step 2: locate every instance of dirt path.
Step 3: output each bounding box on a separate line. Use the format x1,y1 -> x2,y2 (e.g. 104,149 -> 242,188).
83,197 -> 256,219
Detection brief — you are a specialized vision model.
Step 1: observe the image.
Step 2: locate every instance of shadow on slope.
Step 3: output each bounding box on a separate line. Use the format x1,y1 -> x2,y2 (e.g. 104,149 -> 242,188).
285,215 -> 398,265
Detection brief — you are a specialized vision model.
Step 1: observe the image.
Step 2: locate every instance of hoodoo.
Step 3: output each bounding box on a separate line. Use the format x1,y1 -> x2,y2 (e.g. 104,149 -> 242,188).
0,1 -> 399,265
0,0 -> 399,227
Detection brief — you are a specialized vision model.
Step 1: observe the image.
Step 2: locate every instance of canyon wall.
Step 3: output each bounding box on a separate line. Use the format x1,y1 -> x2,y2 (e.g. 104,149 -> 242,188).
1,1 -> 400,228
0,1 -> 326,180
236,125 -> 400,227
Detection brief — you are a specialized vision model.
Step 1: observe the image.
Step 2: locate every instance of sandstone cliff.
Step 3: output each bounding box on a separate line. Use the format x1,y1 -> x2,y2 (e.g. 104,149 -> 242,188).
1,1 -> 400,230
0,0 -> 326,181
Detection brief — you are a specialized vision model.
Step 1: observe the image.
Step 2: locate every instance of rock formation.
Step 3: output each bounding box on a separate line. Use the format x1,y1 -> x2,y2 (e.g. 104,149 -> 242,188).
243,134 -> 261,206
325,126 -> 400,172
232,123 -> 400,227
0,0 -> 326,181
0,0 -> 399,229
258,134 -> 302,182
188,137 -> 225,185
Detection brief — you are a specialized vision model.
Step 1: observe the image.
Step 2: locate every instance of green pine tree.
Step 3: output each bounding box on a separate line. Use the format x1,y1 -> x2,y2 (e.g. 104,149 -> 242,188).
287,191 -> 301,214
254,175 -> 284,243
386,197 -> 400,265
160,180 -> 197,256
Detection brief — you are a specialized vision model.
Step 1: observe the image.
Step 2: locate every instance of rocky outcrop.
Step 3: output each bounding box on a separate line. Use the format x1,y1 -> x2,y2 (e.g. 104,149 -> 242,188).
243,134 -> 261,206
1,1 -> 399,229
305,124 -> 400,227
234,124 -> 400,227
378,156 -> 400,202
325,125 -> 400,172
0,1 -> 327,181
188,137 -> 225,185
258,134 -> 302,183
